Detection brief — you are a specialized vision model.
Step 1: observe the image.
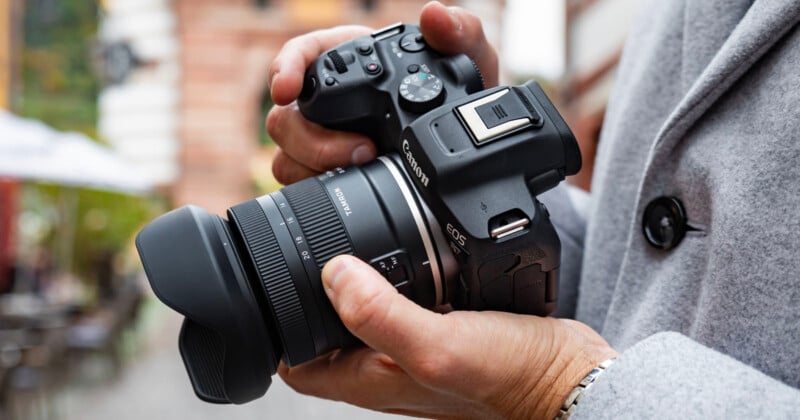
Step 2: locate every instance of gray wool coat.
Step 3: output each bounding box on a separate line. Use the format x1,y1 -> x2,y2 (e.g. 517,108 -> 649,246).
539,0 -> 800,417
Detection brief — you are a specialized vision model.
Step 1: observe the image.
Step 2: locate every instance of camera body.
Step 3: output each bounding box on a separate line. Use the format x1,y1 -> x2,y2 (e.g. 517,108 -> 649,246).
299,23 -> 580,315
135,23 -> 581,405
298,23 -> 484,150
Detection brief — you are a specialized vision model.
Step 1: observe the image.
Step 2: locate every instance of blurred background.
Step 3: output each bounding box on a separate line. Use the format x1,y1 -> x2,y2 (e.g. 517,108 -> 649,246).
0,0 -> 638,418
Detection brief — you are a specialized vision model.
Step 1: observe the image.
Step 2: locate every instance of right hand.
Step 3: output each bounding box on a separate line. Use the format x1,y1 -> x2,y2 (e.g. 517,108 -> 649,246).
266,0 -> 499,185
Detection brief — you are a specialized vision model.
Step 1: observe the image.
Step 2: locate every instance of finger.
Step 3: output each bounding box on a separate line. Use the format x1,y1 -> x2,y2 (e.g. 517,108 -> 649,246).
271,148 -> 317,185
279,349 -> 418,409
278,348 -> 484,419
269,26 -> 373,105
420,1 -> 499,87
266,103 -> 377,172
321,256 -> 458,385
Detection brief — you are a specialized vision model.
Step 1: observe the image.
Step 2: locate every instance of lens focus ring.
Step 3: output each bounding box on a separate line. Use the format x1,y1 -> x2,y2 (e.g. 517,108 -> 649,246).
283,178 -> 353,268
228,200 -> 313,355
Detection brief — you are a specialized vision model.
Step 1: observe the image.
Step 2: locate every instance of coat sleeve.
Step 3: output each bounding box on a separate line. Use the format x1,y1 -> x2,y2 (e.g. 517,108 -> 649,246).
573,332 -> 800,418
538,184 -> 588,318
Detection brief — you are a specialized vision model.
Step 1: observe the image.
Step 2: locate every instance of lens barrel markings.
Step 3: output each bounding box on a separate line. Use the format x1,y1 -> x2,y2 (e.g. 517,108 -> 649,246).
282,178 -> 354,269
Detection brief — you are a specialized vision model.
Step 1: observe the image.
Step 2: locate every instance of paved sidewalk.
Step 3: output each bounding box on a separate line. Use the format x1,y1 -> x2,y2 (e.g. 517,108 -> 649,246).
62,303 -> 414,420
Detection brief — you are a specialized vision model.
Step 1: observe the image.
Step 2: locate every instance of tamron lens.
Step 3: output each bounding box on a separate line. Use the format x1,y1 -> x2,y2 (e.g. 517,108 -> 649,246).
138,23 -> 580,405
136,156 -> 458,404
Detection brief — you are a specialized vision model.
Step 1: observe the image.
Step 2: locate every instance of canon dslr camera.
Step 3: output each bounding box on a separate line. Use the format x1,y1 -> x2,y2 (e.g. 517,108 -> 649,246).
136,23 -> 581,404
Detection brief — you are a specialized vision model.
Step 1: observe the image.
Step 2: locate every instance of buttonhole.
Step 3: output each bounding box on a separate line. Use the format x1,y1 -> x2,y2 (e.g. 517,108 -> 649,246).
685,222 -> 707,237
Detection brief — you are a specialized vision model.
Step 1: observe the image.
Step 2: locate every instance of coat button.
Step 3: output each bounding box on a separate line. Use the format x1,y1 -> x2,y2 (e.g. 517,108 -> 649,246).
642,196 -> 687,250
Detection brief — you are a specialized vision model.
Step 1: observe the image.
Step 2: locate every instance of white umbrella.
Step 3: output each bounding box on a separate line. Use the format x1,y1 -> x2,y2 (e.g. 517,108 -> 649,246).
0,110 -> 154,194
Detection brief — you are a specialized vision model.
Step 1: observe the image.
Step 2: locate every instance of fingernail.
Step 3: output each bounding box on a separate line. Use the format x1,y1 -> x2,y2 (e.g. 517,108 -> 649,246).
351,144 -> 374,165
447,7 -> 463,31
322,256 -> 351,292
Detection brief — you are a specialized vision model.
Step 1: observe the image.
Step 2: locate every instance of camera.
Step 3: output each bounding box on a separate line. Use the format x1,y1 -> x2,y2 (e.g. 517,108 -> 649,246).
135,23 -> 581,405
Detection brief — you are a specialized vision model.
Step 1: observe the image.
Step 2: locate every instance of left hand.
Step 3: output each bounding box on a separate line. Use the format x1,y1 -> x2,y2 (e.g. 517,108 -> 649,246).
279,255 -> 619,419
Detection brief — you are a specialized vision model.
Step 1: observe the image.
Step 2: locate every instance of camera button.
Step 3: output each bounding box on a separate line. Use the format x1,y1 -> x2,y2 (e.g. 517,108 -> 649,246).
324,76 -> 336,86
325,51 -> 353,74
400,33 -> 425,52
365,62 -> 382,75
399,33 -> 426,52
407,64 -> 420,74
357,44 -> 373,55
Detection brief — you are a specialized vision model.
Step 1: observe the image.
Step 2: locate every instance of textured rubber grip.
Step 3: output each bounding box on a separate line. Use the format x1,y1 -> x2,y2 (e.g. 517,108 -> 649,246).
327,51 -> 348,73
179,319 -> 226,403
282,178 -> 353,269
228,200 -> 313,359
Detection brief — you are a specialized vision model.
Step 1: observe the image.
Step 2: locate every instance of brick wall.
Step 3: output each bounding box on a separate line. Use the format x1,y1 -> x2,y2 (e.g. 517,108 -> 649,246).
173,0 -> 501,215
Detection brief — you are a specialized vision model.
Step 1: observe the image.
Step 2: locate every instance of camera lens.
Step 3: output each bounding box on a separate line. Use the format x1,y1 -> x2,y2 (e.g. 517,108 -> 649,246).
136,155 -> 457,404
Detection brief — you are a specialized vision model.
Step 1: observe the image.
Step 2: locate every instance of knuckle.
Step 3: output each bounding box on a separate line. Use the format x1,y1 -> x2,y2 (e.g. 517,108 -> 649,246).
410,349 -> 456,386
285,376 -> 328,400
312,137 -> 339,171
407,316 -> 460,385
338,283 -> 390,337
281,35 -> 306,55
265,106 -> 287,143
280,370 -> 311,394
270,150 -> 293,184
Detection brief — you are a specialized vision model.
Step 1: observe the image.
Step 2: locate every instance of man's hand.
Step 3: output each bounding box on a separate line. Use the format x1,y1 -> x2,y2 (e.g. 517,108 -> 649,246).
268,4 -> 614,418
266,1 -> 499,185
279,256 -> 619,419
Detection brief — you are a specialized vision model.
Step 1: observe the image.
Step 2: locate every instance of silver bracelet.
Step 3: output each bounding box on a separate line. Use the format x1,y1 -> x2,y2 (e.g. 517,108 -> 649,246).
555,358 -> 616,420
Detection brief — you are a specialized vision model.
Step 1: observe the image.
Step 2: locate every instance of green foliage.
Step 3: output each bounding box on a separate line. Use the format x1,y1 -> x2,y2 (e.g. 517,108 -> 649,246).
21,184 -> 165,279
17,0 -> 99,137
13,0 -> 163,288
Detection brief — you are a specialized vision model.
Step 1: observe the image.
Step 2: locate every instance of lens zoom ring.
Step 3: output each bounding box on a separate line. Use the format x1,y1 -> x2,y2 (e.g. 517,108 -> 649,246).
283,179 -> 353,269
229,201 -> 311,343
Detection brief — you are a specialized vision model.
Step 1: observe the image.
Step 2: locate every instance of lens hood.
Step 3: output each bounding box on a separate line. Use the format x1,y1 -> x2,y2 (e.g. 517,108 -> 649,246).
135,206 -> 279,404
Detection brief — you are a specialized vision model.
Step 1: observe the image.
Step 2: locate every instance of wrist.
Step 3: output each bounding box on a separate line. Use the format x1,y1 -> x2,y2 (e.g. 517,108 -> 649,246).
531,320 -> 619,419
555,358 -> 616,420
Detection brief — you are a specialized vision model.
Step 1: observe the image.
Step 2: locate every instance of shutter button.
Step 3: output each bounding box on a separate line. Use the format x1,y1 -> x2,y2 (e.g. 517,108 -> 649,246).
642,196 -> 687,250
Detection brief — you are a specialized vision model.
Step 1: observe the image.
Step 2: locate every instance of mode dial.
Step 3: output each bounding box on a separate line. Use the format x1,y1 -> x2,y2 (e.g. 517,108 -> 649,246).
398,72 -> 445,114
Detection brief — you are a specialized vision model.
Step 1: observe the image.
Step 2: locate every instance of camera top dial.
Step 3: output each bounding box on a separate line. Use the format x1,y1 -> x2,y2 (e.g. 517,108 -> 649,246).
398,70 -> 445,113
298,23 -> 483,151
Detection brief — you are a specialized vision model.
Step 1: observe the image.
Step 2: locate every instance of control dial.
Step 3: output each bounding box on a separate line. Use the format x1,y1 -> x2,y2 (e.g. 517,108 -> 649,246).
398,72 -> 445,113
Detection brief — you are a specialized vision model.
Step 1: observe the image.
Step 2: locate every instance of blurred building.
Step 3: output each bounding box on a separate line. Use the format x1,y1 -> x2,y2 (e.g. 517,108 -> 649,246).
558,0 -> 640,190
0,0 -> 10,109
98,0 -> 504,215
97,0 -> 180,190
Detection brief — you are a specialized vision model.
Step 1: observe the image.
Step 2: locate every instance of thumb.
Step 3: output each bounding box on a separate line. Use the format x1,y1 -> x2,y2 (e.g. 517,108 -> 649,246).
420,1 -> 499,87
321,255 -> 450,365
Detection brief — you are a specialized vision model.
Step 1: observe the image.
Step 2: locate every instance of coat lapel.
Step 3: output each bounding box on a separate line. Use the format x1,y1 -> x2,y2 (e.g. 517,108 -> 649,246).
647,0 -> 800,158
